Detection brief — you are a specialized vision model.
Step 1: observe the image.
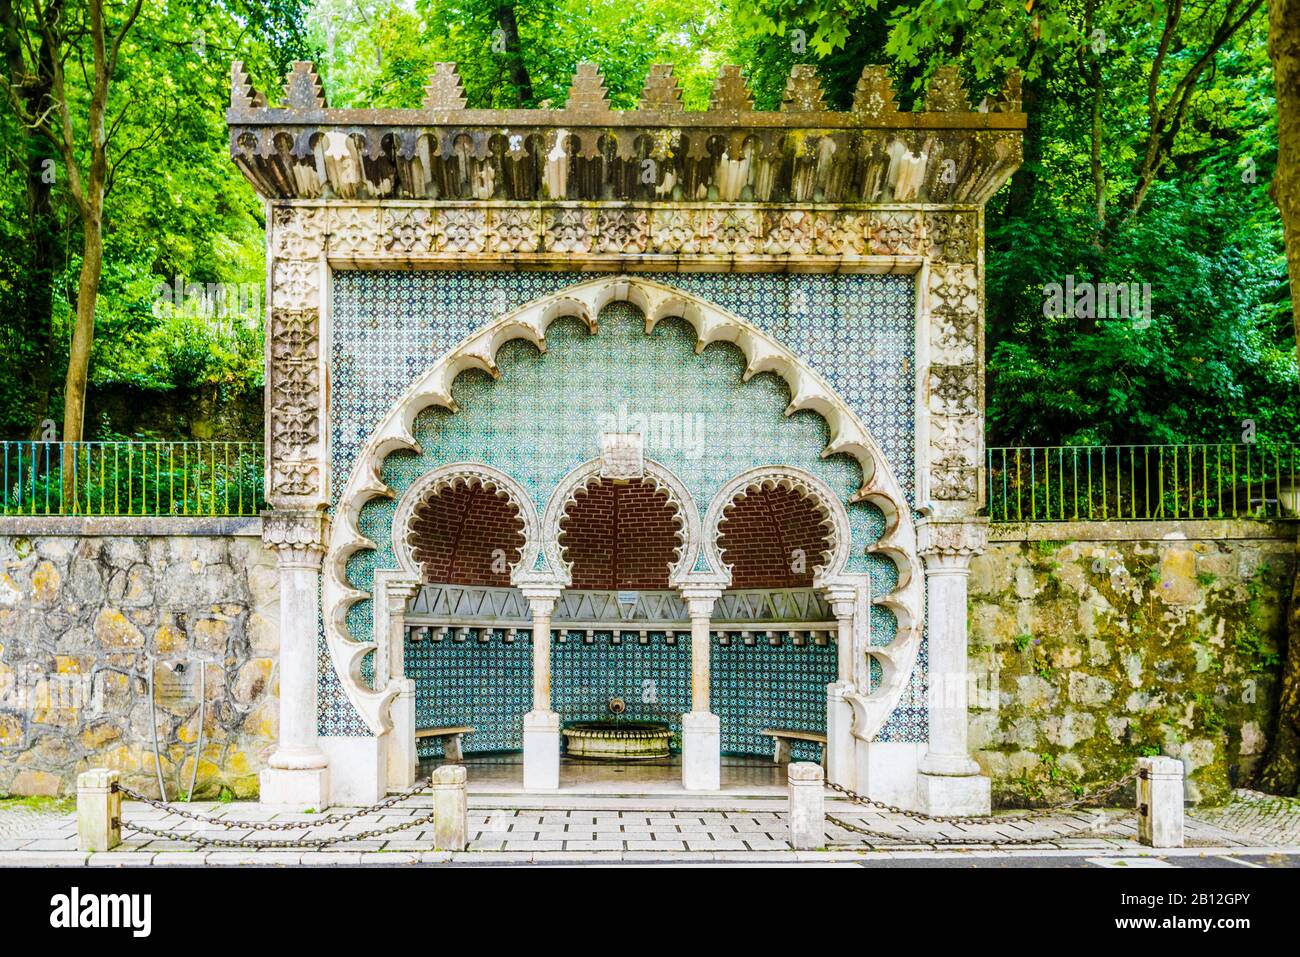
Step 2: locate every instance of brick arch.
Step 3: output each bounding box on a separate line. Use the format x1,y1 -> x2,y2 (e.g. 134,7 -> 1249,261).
717,484 -> 834,589
410,483 -> 525,586
559,478 -> 681,590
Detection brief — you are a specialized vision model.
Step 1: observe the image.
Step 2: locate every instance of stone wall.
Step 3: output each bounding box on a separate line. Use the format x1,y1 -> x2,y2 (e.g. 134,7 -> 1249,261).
969,521 -> 1297,806
3,514 -> 1292,806
0,519 -> 278,799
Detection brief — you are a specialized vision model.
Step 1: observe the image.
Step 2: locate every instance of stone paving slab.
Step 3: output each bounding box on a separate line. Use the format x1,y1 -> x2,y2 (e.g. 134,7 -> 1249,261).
3,790 -> 1298,864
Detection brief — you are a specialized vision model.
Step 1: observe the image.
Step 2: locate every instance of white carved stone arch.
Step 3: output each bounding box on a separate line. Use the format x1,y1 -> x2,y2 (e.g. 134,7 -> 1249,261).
390,462 -> 541,582
702,466 -> 851,585
700,464 -> 920,740
323,274 -> 922,738
542,457 -> 701,588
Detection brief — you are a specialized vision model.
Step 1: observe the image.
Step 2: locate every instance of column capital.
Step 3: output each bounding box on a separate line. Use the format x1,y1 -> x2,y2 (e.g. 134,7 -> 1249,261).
262,508 -> 328,568
917,519 -> 987,570
377,572 -> 421,611
821,582 -> 859,618
682,591 -> 722,618
678,582 -> 724,610
520,583 -> 563,613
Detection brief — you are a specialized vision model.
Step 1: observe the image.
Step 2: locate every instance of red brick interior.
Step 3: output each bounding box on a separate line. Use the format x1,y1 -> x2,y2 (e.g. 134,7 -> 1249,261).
717,485 -> 832,588
409,483 -> 525,586
559,478 -> 682,590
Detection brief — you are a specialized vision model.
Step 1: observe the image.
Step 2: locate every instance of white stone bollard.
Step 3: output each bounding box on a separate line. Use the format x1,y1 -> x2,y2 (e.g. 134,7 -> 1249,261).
787,762 -> 826,851
432,764 -> 469,851
1137,756 -> 1184,848
77,769 -> 122,852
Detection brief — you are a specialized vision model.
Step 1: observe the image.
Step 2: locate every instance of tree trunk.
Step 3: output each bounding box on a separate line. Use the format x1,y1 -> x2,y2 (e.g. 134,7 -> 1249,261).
1258,0 -> 1300,796
494,2 -> 533,106
62,213 -> 102,448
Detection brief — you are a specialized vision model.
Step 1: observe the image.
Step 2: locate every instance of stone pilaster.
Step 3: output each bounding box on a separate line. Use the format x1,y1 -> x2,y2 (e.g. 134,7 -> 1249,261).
377,574 -> 421,789
267,205 -> 328,509
916,518 -> 990,815
259,508 -> 330,808
823,585 -> 858,788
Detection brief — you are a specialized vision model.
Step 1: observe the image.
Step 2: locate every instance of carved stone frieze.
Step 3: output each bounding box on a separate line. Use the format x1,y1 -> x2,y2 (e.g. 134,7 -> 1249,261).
280,201 -> 991,271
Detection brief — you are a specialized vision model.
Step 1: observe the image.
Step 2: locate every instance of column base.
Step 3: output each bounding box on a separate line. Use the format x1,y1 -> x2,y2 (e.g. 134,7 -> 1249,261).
259,767 -> 330,810
523,710 -> 560,790
682,711 -> 720,791
917,770 -> 991,816
855,741 -> 924,811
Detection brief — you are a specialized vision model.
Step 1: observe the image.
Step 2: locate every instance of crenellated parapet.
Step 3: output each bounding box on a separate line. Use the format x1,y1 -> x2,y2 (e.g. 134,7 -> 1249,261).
228,60 -> 1024,205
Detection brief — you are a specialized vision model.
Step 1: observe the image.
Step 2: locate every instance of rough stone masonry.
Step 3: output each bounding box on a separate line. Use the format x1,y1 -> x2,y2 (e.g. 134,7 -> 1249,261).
969,520 -> 1295,806
0,519 -> 279,799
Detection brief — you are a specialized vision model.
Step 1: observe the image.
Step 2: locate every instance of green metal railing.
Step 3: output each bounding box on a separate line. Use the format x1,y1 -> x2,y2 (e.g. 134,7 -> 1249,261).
2,441 -> 265,517
986,444 -> 1299,523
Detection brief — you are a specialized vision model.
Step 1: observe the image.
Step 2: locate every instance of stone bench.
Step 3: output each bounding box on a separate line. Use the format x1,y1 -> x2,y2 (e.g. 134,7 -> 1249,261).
761,728 -> 827,768
415,725 -> 474,762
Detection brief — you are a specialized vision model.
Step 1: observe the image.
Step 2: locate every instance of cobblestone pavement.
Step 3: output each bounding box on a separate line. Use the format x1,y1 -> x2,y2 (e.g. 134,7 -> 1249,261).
1189,789 -> 1300,847
0,801 -> 72,840
0,790 -> 1294,865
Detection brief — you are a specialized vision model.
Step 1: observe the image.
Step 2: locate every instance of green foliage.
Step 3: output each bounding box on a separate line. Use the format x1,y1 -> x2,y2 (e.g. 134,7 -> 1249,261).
0,0 -> 305,439
309,0 -> 736,109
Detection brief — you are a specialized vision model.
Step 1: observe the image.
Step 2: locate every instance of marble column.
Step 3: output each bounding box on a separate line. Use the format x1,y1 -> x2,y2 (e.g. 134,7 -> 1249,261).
680,586 -> 722,791
521,585 -> 563,790
916,519 -> 991,815
259,509 -> 331,808
823,585 -> 858,788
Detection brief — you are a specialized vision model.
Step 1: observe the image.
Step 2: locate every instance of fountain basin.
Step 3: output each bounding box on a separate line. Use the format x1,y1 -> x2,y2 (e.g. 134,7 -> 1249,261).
562,720 -> 672,760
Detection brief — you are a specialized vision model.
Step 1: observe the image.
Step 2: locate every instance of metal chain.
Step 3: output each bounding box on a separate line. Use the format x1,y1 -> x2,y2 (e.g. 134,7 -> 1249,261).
123,809 -> 440,849
823,811 -> 1133,847
114,777 -> 432,832
824,770 -> 1138,825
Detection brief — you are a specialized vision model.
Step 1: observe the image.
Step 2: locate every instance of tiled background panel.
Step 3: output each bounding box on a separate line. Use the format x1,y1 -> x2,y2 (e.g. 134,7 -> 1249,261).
406,631 -> 833,761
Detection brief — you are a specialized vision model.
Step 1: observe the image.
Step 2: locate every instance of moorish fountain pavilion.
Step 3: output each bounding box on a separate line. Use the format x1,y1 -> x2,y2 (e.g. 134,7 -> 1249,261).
232,58 -> 1024,814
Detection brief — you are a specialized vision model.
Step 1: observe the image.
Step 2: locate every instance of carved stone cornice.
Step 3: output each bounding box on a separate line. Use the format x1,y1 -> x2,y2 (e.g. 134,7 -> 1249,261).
262,509 -> 328,568
229,61 -> 1023,205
